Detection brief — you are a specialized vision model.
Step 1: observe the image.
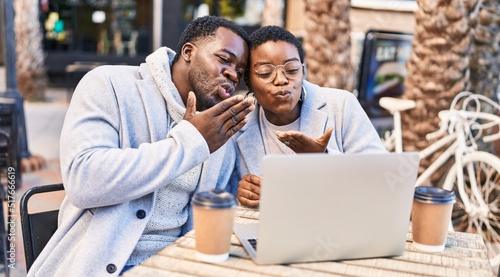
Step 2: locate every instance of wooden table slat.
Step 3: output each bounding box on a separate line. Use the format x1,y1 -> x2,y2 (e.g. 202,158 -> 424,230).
125,265 -> 197,277
124,206 -> 496,276
235,206 -> 259,220
160,242 -> 344,277
139,254 -> 273,277
164,233 -> 494,277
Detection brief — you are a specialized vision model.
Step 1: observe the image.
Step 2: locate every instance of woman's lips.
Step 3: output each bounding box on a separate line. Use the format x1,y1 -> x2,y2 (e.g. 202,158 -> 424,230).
272,90 -> 291,100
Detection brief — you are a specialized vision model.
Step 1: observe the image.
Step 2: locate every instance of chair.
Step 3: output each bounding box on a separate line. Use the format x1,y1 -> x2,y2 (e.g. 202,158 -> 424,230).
0,130 -> 12,172
20,183 -> 65,272
0,98 -> 16,276
0,98 -> 19,186
115,30 -> 139,57
125,30 -> 139,56
0,154 -> 10,276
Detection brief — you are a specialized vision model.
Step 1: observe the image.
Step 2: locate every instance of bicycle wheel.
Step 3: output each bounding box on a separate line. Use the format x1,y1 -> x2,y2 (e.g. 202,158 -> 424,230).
443,151 -> 500,268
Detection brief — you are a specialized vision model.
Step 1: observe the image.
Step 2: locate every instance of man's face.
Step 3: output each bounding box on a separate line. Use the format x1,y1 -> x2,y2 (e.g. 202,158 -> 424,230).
188,27 -> 248,111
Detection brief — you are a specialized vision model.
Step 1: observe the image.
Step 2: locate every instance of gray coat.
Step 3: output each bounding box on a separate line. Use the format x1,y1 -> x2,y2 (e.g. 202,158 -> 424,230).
28,61 -> 237,276
228,81 -> 386,193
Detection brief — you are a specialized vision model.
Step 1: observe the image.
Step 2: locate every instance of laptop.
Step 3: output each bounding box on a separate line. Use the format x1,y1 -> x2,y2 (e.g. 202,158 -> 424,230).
233,152 -> 420,265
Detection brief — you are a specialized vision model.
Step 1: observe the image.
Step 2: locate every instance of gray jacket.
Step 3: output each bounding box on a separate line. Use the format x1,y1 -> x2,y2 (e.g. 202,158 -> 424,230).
228,81 -> 386,193
28,59 -> 236,276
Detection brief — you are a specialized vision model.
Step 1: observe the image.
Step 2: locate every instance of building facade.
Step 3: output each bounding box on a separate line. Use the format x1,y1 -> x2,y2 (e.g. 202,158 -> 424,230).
34,0 -> 414,87
39,0 -> 271,86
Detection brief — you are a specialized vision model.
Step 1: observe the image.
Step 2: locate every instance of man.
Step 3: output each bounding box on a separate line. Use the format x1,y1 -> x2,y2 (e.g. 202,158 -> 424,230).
28,16 -> 254,276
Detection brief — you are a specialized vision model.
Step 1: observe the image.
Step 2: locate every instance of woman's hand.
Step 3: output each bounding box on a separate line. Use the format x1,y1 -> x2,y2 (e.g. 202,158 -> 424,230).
276,127 -> 333,153
237,174 -> 262,207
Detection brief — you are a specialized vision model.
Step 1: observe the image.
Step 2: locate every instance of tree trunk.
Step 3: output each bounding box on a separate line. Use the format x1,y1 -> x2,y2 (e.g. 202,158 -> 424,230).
470,0 -> 500,154
303,0 -> 354,91
14,0 -> 47,101
262,0 -> 284,27
469,0 -> 499,102
401,0 -> 481,185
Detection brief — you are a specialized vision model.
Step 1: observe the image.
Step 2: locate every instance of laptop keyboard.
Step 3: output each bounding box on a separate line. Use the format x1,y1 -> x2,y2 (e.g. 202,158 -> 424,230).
248,238 -> 257,250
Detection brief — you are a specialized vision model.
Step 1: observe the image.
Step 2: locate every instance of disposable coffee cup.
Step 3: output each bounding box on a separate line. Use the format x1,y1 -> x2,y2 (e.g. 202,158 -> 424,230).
411,186 -> 456,252
192,189 -> 237,263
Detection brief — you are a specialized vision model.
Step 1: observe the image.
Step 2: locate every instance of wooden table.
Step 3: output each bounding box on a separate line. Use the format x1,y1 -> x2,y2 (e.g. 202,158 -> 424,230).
125,206 -> 495,276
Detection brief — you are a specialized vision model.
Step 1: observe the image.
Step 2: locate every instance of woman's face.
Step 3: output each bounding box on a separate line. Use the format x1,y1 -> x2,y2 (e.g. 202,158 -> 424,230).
248,40 -> 303,125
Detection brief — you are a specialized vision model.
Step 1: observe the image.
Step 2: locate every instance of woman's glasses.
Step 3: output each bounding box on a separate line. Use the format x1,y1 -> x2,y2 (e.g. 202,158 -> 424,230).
253,60 -> 303,84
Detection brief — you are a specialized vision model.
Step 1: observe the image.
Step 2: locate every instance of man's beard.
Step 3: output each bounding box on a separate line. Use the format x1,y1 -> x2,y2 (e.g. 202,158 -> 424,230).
188,67 -> 219,111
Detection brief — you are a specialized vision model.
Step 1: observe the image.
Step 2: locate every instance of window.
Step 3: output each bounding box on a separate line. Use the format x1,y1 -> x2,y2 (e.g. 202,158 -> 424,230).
182,0 -> 264,26
40,0 -> 152,55
351,0 -> 417,12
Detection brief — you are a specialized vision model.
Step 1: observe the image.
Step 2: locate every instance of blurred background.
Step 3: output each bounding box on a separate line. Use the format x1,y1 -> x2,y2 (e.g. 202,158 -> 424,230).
0,0 -> 498,276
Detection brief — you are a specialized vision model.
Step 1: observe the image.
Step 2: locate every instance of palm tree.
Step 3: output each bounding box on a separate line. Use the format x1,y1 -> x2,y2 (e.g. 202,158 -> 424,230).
14,0 -> 47,101
401,0 -> 482,184
303,0 -> 354,91
469,0 -> 500,155
262,0 -> 285,26
469,0 -> 499,102
402,2 -> 500,271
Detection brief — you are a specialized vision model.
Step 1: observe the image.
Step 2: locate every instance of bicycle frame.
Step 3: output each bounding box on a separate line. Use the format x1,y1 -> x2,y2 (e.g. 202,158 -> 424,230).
380,92 -> 500,269
379,97 -> 416,153
417,109 -> 500,211
415,131 -> 458,187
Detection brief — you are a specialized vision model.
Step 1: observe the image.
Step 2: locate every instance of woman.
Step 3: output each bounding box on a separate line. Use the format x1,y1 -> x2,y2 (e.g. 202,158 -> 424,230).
231,26 -> 386,207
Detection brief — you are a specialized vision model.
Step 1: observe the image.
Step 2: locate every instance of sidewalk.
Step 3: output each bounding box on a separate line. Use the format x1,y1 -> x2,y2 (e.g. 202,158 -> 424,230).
1,67 -> 68,276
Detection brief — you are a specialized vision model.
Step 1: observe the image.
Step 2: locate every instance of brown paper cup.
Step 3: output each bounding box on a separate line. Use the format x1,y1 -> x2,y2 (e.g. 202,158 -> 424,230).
192,189 -> 237,263
411,186 -> 455,252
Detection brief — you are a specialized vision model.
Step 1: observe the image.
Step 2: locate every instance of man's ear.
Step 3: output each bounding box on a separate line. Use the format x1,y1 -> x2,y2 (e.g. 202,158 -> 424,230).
181,43 -> 196,63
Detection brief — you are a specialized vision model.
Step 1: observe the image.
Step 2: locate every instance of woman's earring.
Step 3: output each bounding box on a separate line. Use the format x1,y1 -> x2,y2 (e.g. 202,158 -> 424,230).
245,91 -> 257,105
299,86 -> 307,102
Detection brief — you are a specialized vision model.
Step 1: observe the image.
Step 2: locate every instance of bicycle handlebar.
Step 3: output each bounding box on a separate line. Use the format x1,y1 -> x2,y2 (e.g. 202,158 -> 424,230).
379,92 -> 500,145
426,128 -> 447,140
427,109 -> 500,143
484,132 -> 500,143
426,110 -> 451,140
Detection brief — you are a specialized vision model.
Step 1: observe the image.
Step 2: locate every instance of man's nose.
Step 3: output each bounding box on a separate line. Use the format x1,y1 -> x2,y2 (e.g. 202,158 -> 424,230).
223,66 -> 240,83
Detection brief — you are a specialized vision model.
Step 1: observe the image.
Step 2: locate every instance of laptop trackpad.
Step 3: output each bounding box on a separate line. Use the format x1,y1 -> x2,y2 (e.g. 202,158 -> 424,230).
234,223 -> 258,259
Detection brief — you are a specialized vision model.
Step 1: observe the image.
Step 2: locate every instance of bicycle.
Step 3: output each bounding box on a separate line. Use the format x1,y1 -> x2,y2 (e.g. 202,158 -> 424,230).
379,91 -> 500,269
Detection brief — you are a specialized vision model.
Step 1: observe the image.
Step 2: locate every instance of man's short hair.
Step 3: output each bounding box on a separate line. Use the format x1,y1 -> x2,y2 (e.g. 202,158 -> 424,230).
248,25 -> 305,63
172,16 -> 250,63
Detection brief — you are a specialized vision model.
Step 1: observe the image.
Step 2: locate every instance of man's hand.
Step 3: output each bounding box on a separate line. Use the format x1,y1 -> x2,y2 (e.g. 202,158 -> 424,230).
276,127 -> 333,153
183,91 -> 255,153
237,174 -> 261,207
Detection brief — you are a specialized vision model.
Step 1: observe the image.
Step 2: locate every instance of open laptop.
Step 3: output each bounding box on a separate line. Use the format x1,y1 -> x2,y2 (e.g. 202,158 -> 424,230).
234,152 -> 420,265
